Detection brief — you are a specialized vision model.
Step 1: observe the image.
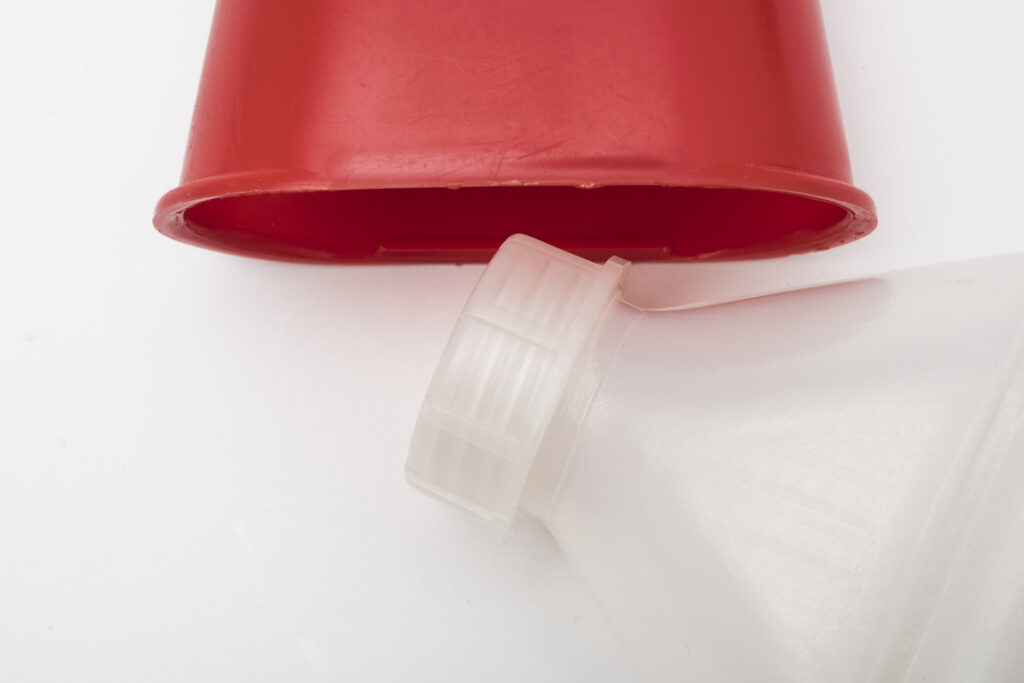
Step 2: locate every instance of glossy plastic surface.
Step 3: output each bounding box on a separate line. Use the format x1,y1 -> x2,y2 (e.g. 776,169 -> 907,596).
408,237 -> 1024,681
154,0 -> 876,262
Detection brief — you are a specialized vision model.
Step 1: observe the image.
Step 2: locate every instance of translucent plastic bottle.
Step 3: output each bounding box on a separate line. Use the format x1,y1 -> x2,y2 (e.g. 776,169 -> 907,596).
406,235 -> 1024,682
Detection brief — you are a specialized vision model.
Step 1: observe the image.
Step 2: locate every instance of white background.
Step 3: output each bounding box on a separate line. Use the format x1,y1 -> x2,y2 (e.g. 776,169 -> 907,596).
2,2 -> 1023,681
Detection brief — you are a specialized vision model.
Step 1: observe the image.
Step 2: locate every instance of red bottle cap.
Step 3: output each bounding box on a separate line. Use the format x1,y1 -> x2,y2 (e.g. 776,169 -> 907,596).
154,0 -> 876,263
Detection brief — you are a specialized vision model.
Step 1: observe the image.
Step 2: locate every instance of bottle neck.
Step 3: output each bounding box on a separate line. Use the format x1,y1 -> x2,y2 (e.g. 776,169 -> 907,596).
404,235 -> 632,535
520,300 -> 643,523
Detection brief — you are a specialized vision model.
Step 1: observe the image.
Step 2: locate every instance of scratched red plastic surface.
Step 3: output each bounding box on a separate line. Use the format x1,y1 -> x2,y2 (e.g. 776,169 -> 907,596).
154,0 -> 876,263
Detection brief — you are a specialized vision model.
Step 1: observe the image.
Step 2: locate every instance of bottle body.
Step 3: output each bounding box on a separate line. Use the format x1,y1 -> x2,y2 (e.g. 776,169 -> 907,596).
537,256 -> 1024,681
406,236 -> 1024,681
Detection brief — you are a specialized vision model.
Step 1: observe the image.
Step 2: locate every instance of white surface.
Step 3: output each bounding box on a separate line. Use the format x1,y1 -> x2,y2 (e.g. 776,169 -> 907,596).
1,1 -> 1023,681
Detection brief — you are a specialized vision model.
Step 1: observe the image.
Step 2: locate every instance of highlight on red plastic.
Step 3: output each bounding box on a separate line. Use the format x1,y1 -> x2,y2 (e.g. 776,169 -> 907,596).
154,0 -> 876,263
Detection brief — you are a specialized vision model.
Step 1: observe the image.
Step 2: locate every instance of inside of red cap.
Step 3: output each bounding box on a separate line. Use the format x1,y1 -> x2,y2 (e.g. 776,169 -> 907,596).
182,186 -> 851,263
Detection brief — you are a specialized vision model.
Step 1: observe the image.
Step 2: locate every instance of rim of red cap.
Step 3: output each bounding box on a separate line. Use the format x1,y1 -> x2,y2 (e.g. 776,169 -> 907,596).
154,164 -> 876,264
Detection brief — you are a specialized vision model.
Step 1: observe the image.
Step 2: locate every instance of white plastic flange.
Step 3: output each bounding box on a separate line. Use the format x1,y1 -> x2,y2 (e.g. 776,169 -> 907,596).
406,234 -> 630,533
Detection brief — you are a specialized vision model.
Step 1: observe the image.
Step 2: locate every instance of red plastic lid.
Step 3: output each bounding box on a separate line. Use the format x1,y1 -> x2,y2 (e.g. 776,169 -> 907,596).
154,0 -> 876,263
